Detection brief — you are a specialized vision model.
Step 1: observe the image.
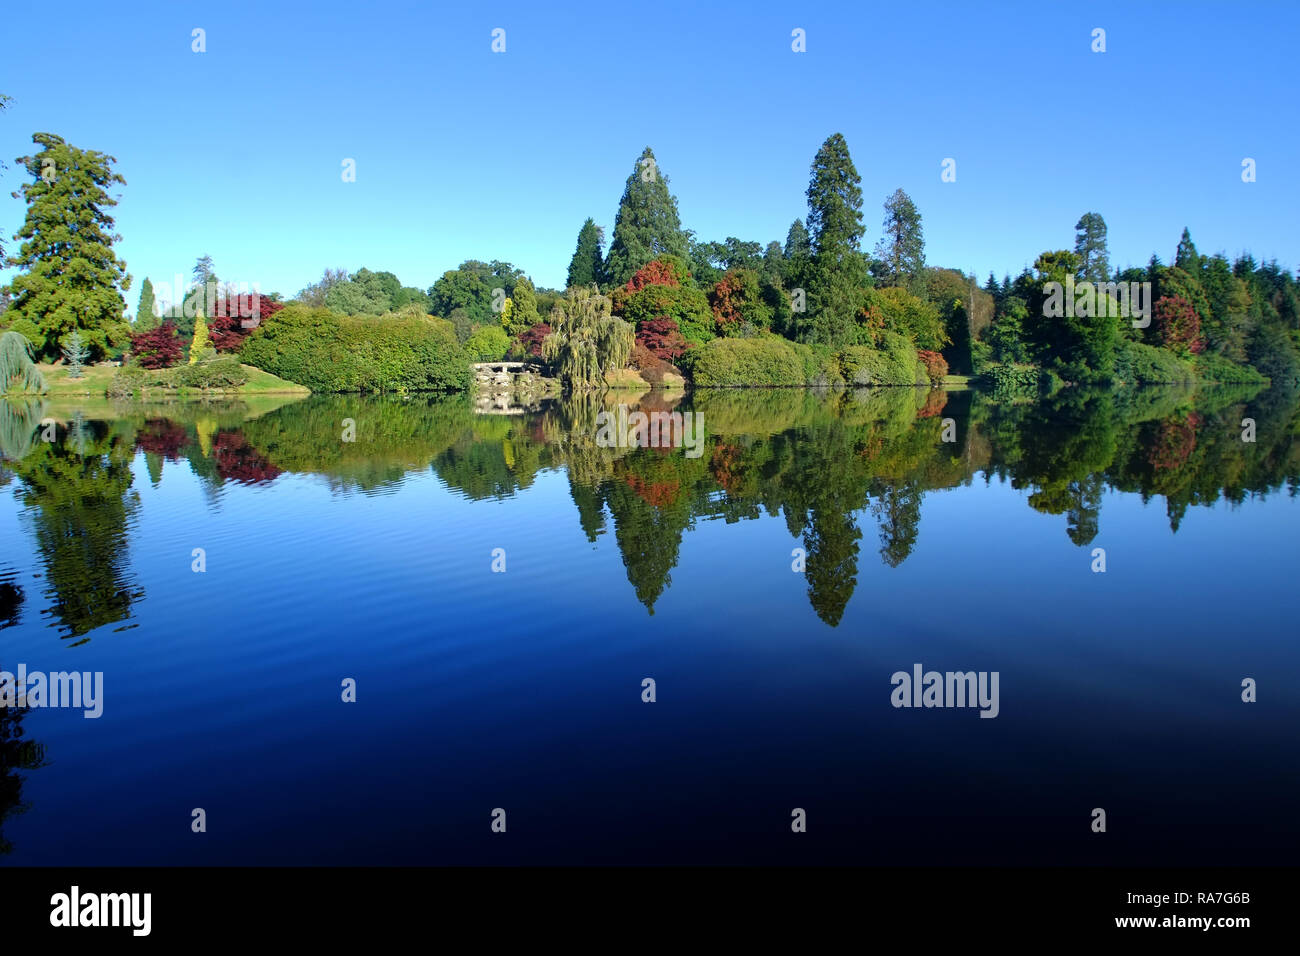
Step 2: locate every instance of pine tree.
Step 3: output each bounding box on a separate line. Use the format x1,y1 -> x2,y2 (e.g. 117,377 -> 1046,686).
0,94 -> 10,264
784,219 -> 810,259
189,314 -> 210,364
602,147 -> 689,288
62,329 -> 90,379
874,188 -> 926,291
566,218 -> 605,289
1174,228 -> 1201,274
1073,212 -> 1110,281
135,277 -> 158,331
798,134 -> 867,345
3,133 -> 131,361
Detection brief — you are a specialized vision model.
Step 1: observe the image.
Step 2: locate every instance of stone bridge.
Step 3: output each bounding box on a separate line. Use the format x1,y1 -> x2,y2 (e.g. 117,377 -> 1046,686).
472,361 -> 544,386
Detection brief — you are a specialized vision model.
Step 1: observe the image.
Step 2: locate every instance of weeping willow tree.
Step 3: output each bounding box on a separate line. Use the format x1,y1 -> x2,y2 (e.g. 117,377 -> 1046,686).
0,332 -> 46,395
542,285 -> 633,392
0,399 -> 47,461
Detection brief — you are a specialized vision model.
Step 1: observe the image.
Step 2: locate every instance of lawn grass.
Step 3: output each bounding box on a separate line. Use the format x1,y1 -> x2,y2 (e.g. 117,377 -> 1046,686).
23,362 -> 310,398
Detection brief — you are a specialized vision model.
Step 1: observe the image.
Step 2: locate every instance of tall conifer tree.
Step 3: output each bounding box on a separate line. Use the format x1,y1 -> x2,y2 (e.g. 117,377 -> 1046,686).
567,218 -> 605,289
4,133 -> 131,360
602,147 -> 689,288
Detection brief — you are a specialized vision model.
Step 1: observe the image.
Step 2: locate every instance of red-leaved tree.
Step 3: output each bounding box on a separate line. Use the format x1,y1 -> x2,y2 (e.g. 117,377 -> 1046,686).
623,259 -> 682,294
636,317 -> 689,363
209,295 -> 285,352
515,322 -> 552,359
916,349 -> 949,385
131,323 -> 183,369
1154,294 -> 1205,356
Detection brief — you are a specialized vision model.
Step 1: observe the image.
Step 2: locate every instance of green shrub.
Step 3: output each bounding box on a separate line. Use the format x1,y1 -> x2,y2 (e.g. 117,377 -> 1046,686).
977,363 -> 1040,400
799,343 -> 845,387
239,304 -> 471,393
687,335 -> 809,387
838,333 -> 925,386
1113,340 -> 1194,384
107,366 -> 144,400
464,325 -> 510,362
1192,352 -> 1268,385
175,356 -> 249,389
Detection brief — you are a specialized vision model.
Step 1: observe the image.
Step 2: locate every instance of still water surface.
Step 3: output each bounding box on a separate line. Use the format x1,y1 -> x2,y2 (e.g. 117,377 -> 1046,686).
1,384 -> 1297,864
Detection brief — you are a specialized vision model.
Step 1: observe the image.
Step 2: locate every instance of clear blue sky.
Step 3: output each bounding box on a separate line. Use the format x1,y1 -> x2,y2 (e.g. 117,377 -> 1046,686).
2,0 -> 1296,307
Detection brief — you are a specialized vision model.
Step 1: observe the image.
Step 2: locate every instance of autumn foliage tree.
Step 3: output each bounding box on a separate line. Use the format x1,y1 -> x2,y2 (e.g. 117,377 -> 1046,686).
209,294 -> 285,352
130,322 -> 183,369
635,317 -> 690,363
514,322 -> 551,359
916,349 -> 949,385
610,256 -> 713,345
708,268 -> 773,335
1153,294 -> 1205,356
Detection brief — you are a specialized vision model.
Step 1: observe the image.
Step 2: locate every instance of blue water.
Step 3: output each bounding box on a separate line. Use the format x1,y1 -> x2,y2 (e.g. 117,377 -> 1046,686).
1,385 -> 1297,864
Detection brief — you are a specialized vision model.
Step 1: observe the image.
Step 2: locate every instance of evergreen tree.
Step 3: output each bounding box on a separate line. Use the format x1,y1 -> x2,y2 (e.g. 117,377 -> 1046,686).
179,256 -> 220,341
984,272 -> 1000,306
135,277 -> 158,331
1174,227 -> 1201,274
0,94 -> 10,264
602,147 -> 689,288
798,134 -> 867,345
189,314 -> 210,364
873,188 -> 926,291
61,329 -> 90,379
784,219 -> 810,259
566,218 -> 605,289
505,276 -> 541,336
1073,212 -> 1110,281
3,133 -> 131,361
192,255 -> 216,289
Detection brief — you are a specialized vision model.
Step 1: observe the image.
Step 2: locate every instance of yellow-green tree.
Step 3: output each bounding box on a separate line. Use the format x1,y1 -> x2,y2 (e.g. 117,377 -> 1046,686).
189,315 -> 210,364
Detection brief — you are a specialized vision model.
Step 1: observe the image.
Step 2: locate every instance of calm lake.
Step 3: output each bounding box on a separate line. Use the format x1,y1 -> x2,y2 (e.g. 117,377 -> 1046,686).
1,384 -> 1297,865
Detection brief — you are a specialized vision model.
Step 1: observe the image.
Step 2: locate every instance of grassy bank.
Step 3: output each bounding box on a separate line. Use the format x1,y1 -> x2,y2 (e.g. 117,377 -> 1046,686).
24,362 -> 310,399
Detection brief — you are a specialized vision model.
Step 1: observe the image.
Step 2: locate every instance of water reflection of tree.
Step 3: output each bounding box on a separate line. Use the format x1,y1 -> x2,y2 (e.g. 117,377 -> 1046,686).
8,417 -> 142,642
0,582 -> 49,857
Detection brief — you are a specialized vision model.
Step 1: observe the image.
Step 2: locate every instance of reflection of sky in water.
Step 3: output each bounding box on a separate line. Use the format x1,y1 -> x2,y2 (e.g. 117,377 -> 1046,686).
0,388 -> 1296,865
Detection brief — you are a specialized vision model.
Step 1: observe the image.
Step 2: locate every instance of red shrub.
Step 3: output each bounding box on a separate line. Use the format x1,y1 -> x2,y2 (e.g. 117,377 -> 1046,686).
515,322 -> 552,359
1154,295 -> 1205,356
636,317 -> 689,362
209,295 -> 285,352
131,323 -> 183,369
917,349 -> 949,385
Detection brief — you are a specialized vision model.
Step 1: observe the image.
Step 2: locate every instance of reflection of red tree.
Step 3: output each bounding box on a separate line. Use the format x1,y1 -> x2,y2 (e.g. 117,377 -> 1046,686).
213,431 -> 283,484
623,473 -> 681,508
1149,412 -> 1202,471
917,390 -> 948,419
135,419 -> 190,459
709,442 -> 744,494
